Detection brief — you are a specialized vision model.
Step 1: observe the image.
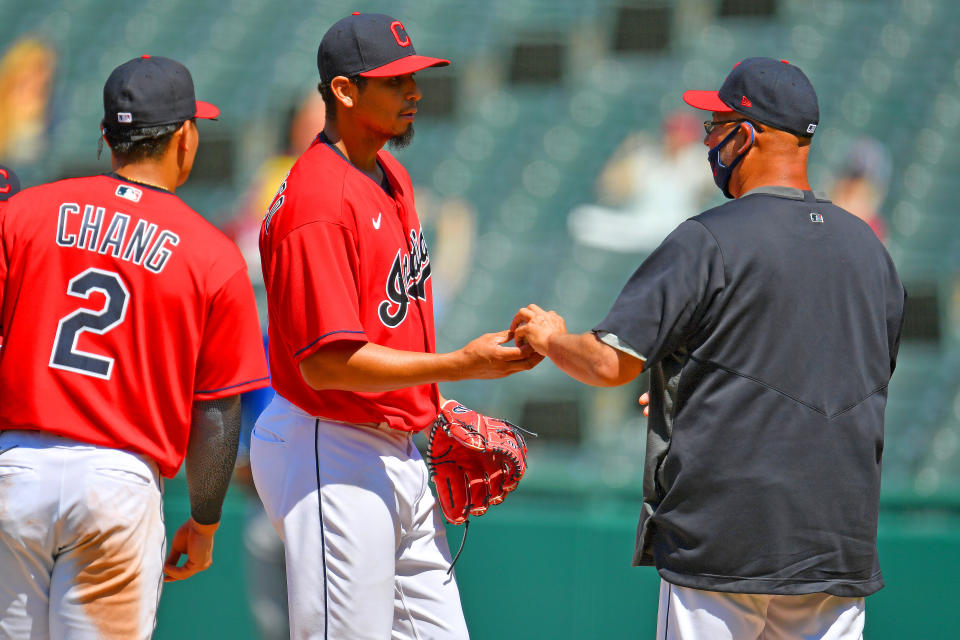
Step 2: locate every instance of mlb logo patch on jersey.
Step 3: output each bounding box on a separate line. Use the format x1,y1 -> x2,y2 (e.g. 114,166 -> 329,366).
116,184 -> 143,202
810,212 -> 824,224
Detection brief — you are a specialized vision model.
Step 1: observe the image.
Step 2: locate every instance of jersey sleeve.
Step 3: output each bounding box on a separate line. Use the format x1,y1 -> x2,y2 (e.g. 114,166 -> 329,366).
266,221 -> 367,363
194,267 -> 270,400
593,220 -> 726,366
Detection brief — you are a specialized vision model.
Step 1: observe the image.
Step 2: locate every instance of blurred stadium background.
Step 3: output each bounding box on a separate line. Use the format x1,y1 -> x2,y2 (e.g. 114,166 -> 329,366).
3,0 -> 960,637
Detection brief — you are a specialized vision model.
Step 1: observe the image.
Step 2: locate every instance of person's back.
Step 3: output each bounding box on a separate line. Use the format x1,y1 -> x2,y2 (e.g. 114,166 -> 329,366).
512,57 -> 906,640
0,55 -> 268,639
694,190 -> 899,409
0,173 -> 265,476
631,187 -> 903,594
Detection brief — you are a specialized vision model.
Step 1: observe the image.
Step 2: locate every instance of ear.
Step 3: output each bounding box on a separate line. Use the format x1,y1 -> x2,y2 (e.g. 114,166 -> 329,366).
99,121 -> 112,150
734,122 -> 757,154
330,76 -> 359,109
175,120 -> 195,151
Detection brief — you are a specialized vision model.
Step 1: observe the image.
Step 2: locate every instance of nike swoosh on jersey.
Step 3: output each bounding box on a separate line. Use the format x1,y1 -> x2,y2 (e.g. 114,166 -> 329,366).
372,212 -> 382,229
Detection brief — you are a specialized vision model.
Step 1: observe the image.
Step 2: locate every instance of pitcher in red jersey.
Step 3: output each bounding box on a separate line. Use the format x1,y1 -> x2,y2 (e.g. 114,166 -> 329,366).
254,13 -> 541,639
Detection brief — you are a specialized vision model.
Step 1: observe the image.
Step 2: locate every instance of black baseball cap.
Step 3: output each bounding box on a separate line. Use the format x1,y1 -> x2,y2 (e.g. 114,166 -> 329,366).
317,13 -> 450,84
102,55 -> 219,131
683,57 -> 819,138
0,164 -> 19,201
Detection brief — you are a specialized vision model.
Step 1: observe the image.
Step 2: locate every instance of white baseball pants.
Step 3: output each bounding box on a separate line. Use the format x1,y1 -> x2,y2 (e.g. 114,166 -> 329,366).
0,430 -> 165,640
657,579 -> 866,640
249,395 -> 469,640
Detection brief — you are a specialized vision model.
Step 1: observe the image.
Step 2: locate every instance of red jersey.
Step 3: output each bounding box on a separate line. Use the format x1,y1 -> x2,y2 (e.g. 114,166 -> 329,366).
0,174 -> 269,477
259,137 -> 439,431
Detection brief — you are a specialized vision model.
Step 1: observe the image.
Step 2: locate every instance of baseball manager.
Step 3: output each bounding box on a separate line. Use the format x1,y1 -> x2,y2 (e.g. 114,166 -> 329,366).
513,58 -> 906,639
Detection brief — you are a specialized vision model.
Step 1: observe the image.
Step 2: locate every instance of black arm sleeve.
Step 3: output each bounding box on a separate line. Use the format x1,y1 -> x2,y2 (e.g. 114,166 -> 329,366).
186,395 -> 243,525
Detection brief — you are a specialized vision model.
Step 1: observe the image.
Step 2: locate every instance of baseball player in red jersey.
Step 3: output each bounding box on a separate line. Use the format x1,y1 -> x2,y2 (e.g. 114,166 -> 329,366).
254,13 -> 541,639
0,56 -> 269,639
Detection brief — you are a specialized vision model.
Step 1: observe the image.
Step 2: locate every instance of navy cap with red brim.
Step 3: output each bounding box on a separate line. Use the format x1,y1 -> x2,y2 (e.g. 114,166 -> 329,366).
104,56 -> 221,129
682,90 -> 734,112
681,58 -> 820,137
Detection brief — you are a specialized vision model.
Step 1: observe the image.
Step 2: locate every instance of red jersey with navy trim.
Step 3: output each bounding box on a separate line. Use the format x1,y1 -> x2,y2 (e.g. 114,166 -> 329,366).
259,137 -> 439,431
0,174 -> 269,477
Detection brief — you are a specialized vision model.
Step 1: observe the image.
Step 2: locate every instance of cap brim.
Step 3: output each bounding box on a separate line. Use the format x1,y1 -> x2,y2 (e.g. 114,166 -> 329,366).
359,55 -> 450,78
195,100 -> 220,120
682,90 -> 734,112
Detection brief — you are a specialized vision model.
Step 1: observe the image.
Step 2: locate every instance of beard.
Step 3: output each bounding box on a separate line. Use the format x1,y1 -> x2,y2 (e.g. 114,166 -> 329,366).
388,124 -> 414,150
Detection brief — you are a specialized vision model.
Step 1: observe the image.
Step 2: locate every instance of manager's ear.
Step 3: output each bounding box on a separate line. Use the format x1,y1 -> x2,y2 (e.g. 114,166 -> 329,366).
734,121 -> 758,155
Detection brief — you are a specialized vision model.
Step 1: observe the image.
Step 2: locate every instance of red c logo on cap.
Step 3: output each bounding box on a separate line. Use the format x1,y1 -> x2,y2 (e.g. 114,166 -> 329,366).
390,21 -> 411,47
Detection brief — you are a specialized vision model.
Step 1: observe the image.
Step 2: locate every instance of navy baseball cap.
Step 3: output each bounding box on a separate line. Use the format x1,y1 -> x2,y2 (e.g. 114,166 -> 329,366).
0,164 -> 19,201
317,13 -> 450,84
683,57 -> 819,138
102,55 -> 219,131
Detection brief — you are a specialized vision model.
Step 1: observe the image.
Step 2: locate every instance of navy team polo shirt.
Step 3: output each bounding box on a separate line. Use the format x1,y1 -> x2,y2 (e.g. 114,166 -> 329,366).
594,186 -> 906,597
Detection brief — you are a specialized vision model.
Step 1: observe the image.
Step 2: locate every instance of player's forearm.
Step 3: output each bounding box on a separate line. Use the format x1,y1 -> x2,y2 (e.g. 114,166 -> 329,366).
185,395 -> 242,525
299,341 -> 467,392
545,331 -> 641,387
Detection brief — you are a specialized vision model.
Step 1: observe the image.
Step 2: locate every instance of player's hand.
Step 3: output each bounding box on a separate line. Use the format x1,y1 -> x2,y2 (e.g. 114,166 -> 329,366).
638,391 -> 650,417
457,329 -> 543,379
511,304 -> 567,356
163,518 -> 220,582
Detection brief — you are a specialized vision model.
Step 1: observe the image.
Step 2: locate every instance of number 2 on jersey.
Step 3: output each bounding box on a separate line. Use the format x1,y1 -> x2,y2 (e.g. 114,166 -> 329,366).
49,268 -> 130,380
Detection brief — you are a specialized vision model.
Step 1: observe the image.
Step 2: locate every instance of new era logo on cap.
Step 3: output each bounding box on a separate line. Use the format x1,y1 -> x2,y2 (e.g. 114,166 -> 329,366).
741,96 -> 753,108
806,123 -> 817,134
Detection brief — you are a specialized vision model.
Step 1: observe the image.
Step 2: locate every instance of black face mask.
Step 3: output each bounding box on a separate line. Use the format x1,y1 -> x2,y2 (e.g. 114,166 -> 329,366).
708,121 -> 756,199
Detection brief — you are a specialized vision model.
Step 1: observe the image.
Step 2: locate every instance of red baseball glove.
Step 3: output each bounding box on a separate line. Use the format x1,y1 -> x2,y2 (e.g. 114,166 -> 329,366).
427,399 -> 529,525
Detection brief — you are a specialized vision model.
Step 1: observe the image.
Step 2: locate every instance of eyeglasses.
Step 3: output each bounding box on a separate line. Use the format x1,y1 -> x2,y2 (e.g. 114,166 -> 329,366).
702,119 -> 764,135
703,119 -> 748,135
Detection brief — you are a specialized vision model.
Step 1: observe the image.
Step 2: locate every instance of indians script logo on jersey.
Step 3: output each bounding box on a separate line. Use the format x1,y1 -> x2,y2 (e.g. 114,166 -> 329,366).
378,229 -> 431,328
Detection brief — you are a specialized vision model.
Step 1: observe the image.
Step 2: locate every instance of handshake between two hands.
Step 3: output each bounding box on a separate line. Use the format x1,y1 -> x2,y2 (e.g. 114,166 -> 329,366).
503,304 -> 651,417
508,303 -> 567,357
454,304 -> 567,381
